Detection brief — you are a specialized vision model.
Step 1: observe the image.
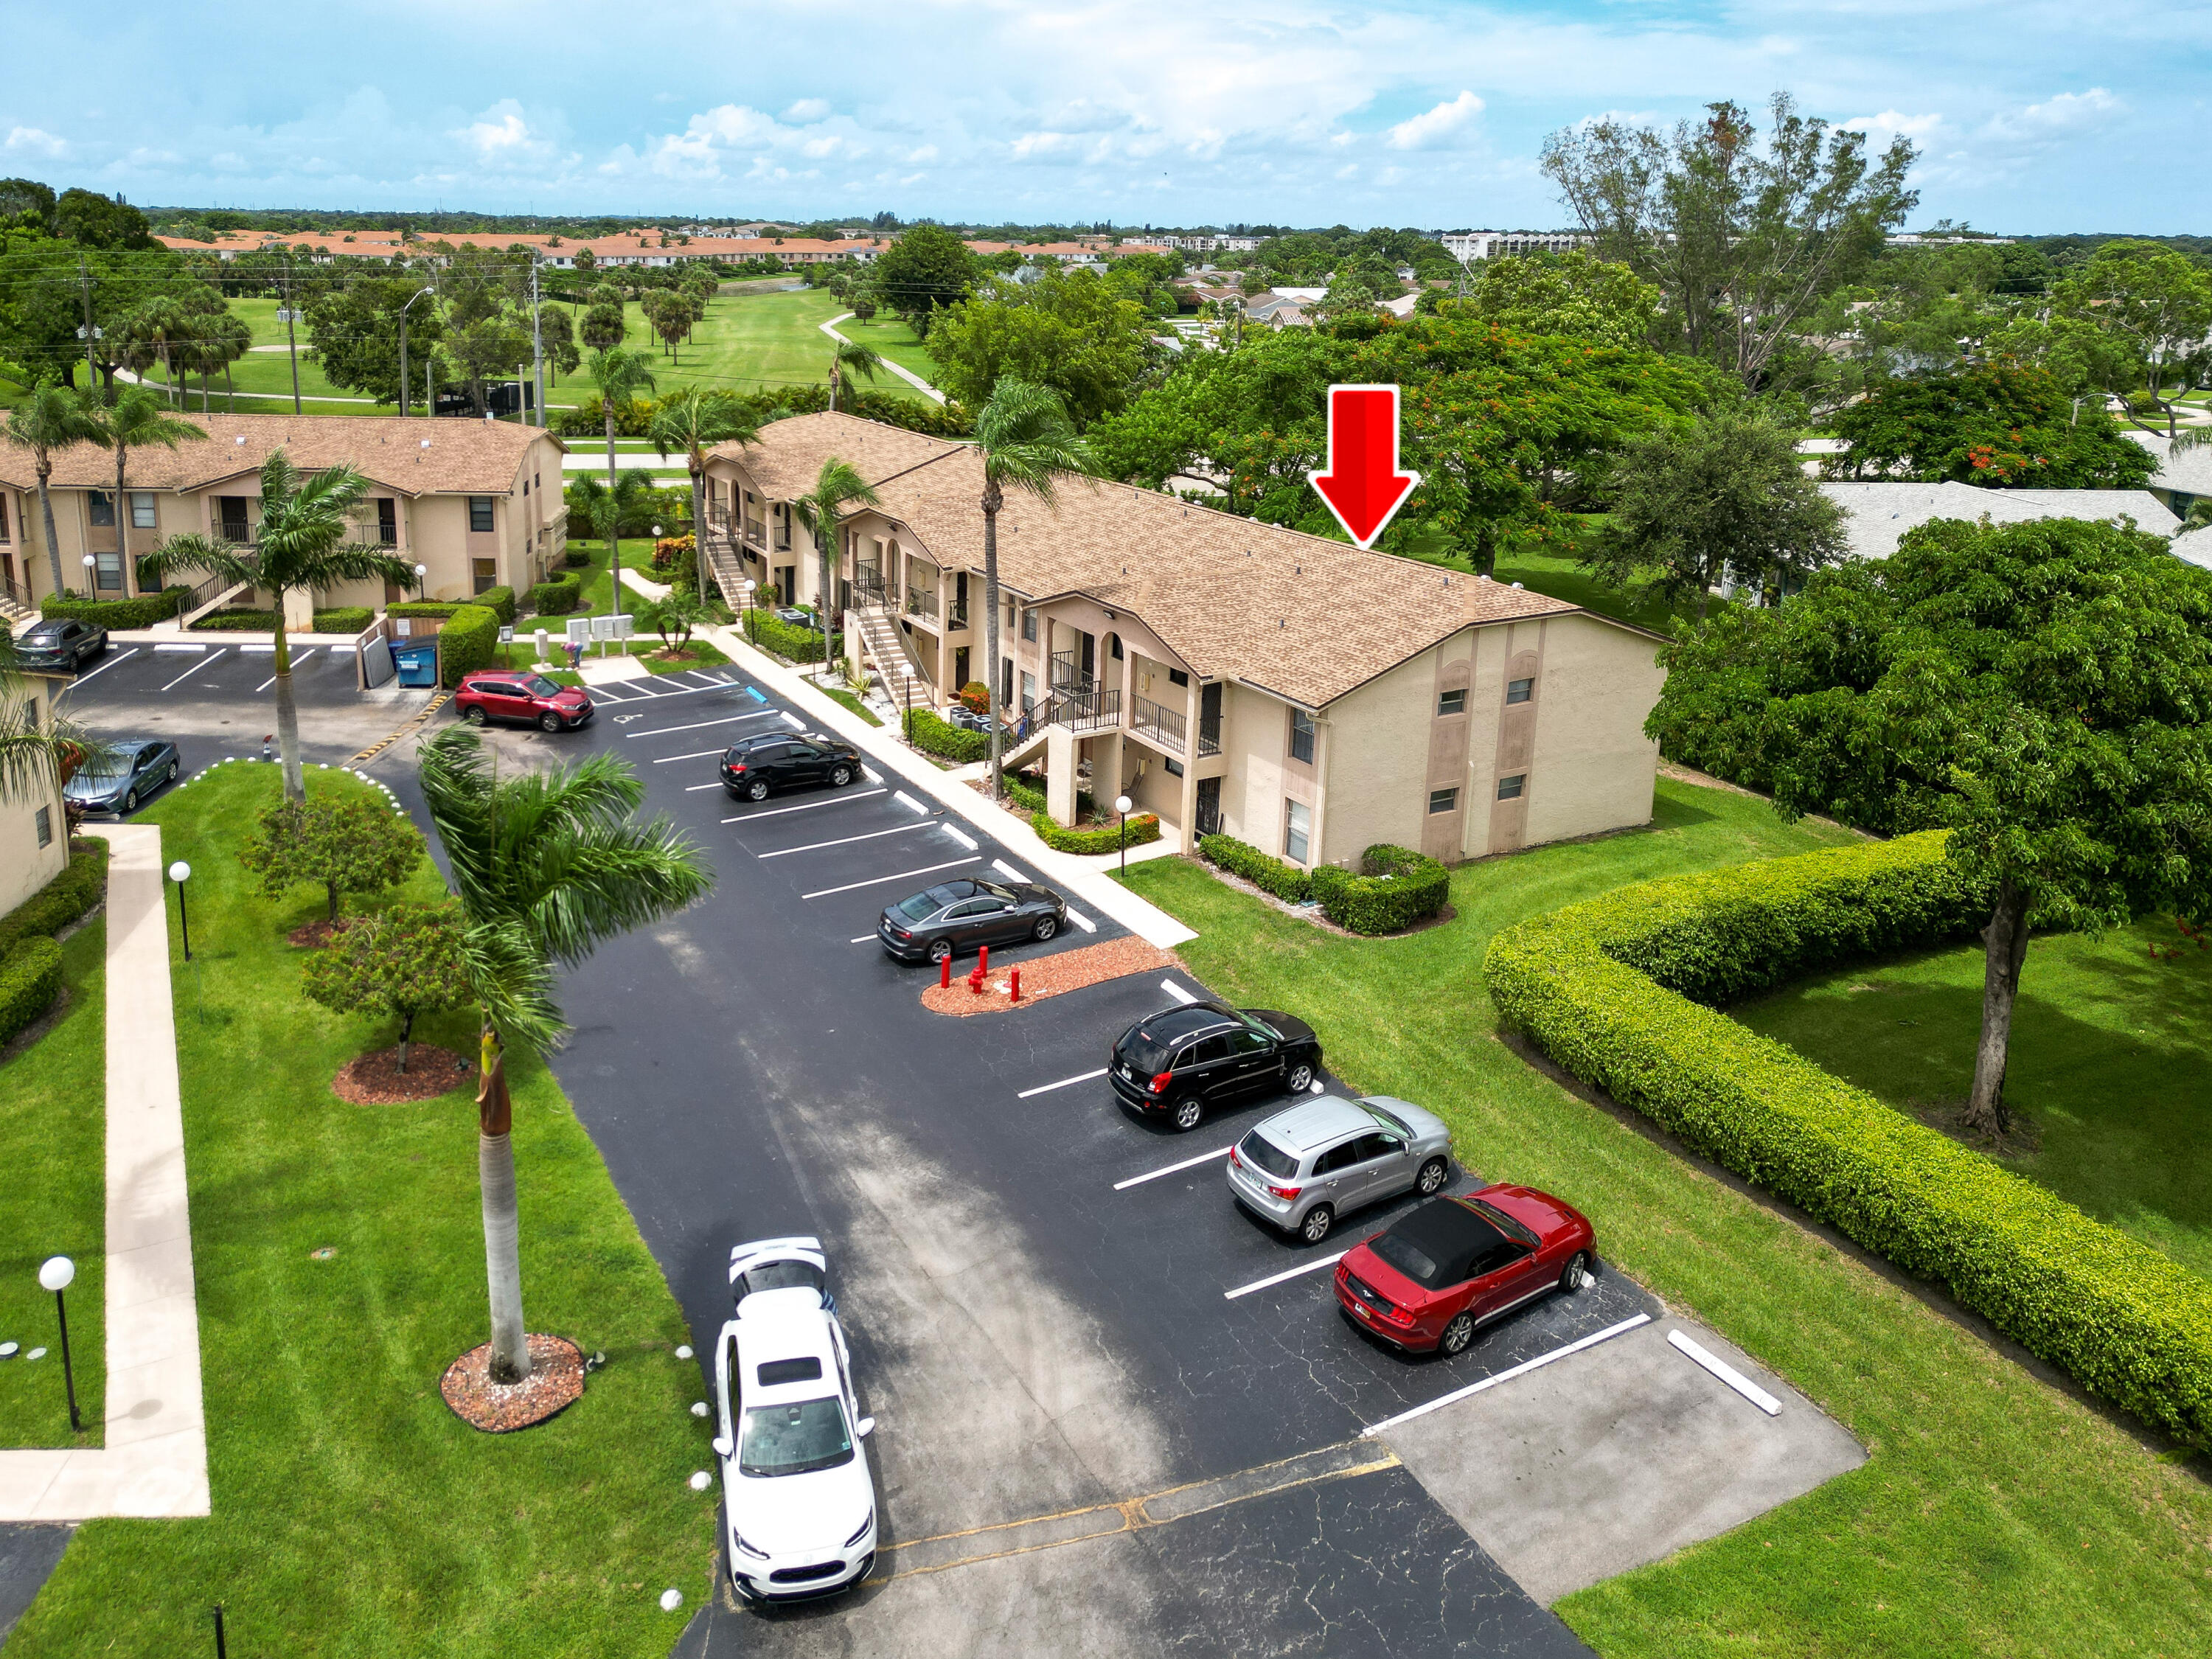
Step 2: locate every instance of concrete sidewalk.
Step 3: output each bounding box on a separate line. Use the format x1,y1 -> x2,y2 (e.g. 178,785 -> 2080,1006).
0,825 -> 209,1522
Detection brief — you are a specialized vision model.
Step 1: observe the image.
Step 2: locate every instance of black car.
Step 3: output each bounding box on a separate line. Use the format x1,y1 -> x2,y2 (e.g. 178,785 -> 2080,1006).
63,740 -> 180,816
1110,1001 -> 1321,1132
14,617 -> 107,672
721,731 -> 864,801
878,877 -> 1067,963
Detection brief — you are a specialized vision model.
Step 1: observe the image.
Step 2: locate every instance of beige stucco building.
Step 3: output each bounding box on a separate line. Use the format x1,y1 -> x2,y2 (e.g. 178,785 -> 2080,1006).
0,414 -> 567,626
700,413 -> 1667,868
0,666 -> 71,919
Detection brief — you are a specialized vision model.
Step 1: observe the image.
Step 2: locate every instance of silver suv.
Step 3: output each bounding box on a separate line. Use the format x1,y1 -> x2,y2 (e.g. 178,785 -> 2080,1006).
1227,1095 -> 1453,1244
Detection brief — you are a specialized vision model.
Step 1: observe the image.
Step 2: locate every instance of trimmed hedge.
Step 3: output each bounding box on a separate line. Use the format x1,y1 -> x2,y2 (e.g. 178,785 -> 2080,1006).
475,585 -> 516,625
563,546 -> 591,569
41,588 -> 192,628
189,608 -> 374,635
437,605 -> 500,688
526,574 -> 582,616
1311,844 -> 1450,934
0,838 -> 110,960
0,937 -> 63,1045
901,707 -> 986,762
1483,831 -> 2212,1450
1031,810 -> 1161,855
1003,771 -> 1095,821
742,608 -> 839,664
385,602 -> 462,620
1197,832 -> 1313,902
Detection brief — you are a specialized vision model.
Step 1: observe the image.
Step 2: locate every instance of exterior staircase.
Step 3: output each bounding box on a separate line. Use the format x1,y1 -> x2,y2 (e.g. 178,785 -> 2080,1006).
852,606 -> 933,712
0,580 -> 32,627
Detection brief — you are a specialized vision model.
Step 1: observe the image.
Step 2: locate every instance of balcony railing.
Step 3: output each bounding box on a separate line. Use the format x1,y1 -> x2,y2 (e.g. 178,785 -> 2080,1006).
348,526 -> 399,547
1049,649 -> 1091,694
855,565 -> 888,607
946,604 -> 968,630
905,584 -> 939,619
1132,695 -> 1186,753
1197,713 -> 1222,757
742,517 -> 766,550
1041,685 -> 1120,734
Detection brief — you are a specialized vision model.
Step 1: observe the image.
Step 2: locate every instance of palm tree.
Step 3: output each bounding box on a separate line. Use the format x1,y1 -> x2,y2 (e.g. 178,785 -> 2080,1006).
0,625 -> 83,808
4,381 -> 103,600
418,726 -> 710,1383
143,453 -> 417,803
586,347 -> 657,620
117,298 -> 193,408
83,389 -> 204,597
827,338 -> 883,413
648,387 -> 759,601
973,378 -> 1098,799
790,459 -> 880,678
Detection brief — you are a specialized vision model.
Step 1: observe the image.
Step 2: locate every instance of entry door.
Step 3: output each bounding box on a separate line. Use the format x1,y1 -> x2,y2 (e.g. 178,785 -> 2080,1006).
473,557 -> 498,595
953,647 -> 970,690
1079,630 -> 1096,686
1195,777 -> 1222,836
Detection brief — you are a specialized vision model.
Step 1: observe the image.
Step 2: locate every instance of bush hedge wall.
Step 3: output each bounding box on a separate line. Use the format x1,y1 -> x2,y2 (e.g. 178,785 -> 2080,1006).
1197,832 -> 1313,902
1032,811 -> 1161,855
526,574 -> 582,616
901,707 -> 986,762
475,585 -> 516,625
999,771 -> 1097,822
0,937 -> 63,1046
1483,831 -> 2212,1450
40,588 -> 193,628
0,838 -> 108,961
437,605 -> 501,688
189,608 -> 373,635
743,608 -> 839,664
1311,844 -> 1450,934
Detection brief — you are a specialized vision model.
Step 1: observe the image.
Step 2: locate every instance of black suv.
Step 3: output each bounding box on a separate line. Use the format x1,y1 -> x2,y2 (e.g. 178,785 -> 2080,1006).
1110,1001 -> 1322,1132
13,617 -> 108,672
721,731 -> 864,801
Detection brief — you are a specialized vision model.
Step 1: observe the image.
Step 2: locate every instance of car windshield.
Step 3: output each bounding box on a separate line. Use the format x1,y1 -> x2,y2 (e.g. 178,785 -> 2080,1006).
1237,1131 -> 1298,1180
1237,1009 -> 1280,1038
1467,1197 -> 1541,1247
1371,1231 -> 1443,1287
1365,1103 -> 1412,1138
522,675 -> 563,698
738,1397 -> 853,1477
74,746 -> 133,779
739,1260 -> 825,1300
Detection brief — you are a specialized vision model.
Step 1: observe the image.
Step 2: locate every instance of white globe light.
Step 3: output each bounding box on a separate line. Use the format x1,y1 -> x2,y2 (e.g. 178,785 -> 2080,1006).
38,1256 -> 74,1293
168,861 -> 191,884
652,524 -> 663,538
81,554 -> 96,567
414,563 -> 428,577
1115,795 -> 1133,815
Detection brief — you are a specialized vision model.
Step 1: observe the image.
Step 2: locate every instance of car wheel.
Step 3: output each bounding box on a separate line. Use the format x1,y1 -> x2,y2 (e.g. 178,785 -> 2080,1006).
1416,1156 -> 1447,1196
1439,1312 -> 1475,1356
830,762 -> 854,787
1170,1096 -> 1205,1133
1300,1204 -> 1335,1245
1559,1250 -> 1591,1293
1285,1059 -> 1315,1093
465,706 -> 488,726
927,937 -> 953,964
165,762 -> 178,785
1032,914 -> 1058,941
122,789 -> 137,814
745,778 -> 771,801
539,712 -> 562,733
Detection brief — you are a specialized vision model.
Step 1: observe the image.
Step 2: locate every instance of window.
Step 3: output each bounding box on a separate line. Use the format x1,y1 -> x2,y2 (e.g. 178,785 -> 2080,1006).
130,493 -> 157,529
1506,677 -> 1534,705
1436,688 -> 1465,716
1021,608 -> 1037,642
1163,757 -> 1183,777
86,490 -> 114,527
1288,708 -> 1315,765
1428,787 -> 1458,815
35,806 -> 52,848
1226,1027 -> 1271,1054
93,552 -> 124,591
1497,773 -> 1526,801
1110,634 -> 1124,659
1020,670 -> 1037,712
0,493 -> 10,540
1182,1034 -> 1232,1067
1313,1141 -> 1359,1175
1284,798 -> 1311,863
1167,668 -> 1189,688
522,478 -> 529,497
469,496 -> 496,532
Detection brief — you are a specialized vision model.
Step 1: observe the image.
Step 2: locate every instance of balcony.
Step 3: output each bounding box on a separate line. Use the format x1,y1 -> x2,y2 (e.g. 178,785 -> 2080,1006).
946,602 -> 968,630
1132,695 -> 1185,753
1198,714 -> 1221,757
1049,649 -> 1091,694
347,526 -> 400,548
742,517 -> 766,551
905,584 -> 939,621
855,564 -> 888,607
1040,685 -> 1120,735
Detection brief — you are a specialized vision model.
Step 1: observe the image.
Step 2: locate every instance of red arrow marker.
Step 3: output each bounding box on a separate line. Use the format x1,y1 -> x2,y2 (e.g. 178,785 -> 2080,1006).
1307,383 -> 1420,549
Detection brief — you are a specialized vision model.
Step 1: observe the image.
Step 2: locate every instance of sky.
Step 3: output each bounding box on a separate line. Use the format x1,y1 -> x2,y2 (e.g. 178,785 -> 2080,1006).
0,1 -> 2204,233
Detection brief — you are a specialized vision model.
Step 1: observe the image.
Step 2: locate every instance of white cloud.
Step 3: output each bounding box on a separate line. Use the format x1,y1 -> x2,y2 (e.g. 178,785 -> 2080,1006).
1385,91 -> 1484,150
453,100 -> 552,167
4,126 -> 67,158
1843,109 -> 1944,141
783,98 -> 831,123
1982,86 -> 2121,141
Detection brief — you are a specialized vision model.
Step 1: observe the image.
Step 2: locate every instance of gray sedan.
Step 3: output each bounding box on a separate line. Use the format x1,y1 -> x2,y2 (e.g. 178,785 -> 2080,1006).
1227,1094 -> 1453,1245
63,740 -> 181,817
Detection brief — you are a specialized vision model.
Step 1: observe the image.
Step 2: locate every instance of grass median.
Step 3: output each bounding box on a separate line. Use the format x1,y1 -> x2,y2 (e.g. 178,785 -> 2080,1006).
1121,778 -> 2212,1659
7,765 -> 714,1657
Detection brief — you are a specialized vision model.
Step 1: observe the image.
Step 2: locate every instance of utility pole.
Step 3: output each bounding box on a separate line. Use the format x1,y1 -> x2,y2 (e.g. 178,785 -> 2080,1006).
77,254 -> 97,392
398,285 -> 434,418
530,256 -> 546,428
283,251 -> 303,414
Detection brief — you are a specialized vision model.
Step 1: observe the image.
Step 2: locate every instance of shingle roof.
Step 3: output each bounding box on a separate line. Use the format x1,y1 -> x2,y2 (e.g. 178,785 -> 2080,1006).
1820,481 -> 2178,561
2126,430 -> 2212,497
0,413 -> 562,498
714,412 -> 1594,708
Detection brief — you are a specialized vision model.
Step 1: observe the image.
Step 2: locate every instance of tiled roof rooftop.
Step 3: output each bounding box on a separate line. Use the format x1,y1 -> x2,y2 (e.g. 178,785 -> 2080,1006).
1820,481 -> 2179,560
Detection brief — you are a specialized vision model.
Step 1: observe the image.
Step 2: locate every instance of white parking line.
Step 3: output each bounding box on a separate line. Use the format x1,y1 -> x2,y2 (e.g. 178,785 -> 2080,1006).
942,824 -> 978,850
759,821 -> 931,859
861,768 -> 883,784
892,790 -> 928,815
626,710 -> 782,738
597,678 -> 749,706
254,647 -> 313,693
1160,979 -> 1195,1004
782,712 -> 805,728
1017,1067 -> 1108,1100
1669,1329 -> 1782,1416
1113,1145 -> 1234,1192
653,748 -> 732,764
720,789 -> 886,823
802,857 -> 979,901
849,935 -> 877,945
684,781 -> 723,791
1358,1314 -> 1654,1438
993,860 -> 1031,883
160,647 -> 227,692
1067,909 -> 1096,933
62,647 -> 139,688
153,643 -> 208,653
1225,1251 -> 1349,1301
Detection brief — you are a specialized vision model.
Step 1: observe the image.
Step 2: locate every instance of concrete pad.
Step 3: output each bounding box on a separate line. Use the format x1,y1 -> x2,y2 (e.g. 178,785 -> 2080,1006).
578,654 -> 652,684
1382,1312 -> 1865,1604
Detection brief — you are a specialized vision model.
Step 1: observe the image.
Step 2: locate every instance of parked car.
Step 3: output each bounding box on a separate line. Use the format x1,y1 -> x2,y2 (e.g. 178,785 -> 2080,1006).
13,617 -> 107,672
62,740 -> 180,817
729,1236 -> 838,1316
1228,1095 -> 1452,1244
1108,1001 -> 1322,1132
722,731 -> 863,801
1333,1186 -> 1596,1357
712,1238 -> 877,1602
878,877 -> 1066,963
453,670 -> 594,732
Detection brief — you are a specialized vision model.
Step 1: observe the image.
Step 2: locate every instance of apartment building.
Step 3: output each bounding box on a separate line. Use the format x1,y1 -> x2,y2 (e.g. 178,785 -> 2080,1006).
0,414 -> 567,623
0,665 -> 70,919
698,414 -> 1666,867
1439,231 -> 1593,262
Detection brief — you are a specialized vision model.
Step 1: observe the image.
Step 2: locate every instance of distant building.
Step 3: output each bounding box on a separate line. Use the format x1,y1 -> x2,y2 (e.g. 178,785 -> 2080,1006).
1818,481 -> 2178,562
1439,231 -> 1592,262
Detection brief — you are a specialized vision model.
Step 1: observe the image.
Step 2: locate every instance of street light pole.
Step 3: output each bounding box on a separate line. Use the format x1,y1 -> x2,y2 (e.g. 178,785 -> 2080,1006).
398,285 -> 434,419
39,1256 -> 80,1433
1115,793 -> 1133,878
169,860 -> 193,962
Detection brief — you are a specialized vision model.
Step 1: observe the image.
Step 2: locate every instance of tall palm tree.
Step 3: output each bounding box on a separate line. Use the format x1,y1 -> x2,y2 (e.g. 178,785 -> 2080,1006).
144,452 -> 417,803
117,298 -> 192,408
973,378 -> 1098,799
84,389 -> 204,596
568,469 -> 653,611
827,338 -> 883,413
418,726 -> 710,1383
790,459 -> 880,678
648,387 -> 759,601
4,381 -> 102,601
586,346 -> 657,619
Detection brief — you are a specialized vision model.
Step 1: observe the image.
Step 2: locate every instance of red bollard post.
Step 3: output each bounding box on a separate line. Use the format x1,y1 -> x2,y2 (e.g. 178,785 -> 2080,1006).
1009,967 -> 1021,1003
939,953 -> 952,990
978,945 -> 989,978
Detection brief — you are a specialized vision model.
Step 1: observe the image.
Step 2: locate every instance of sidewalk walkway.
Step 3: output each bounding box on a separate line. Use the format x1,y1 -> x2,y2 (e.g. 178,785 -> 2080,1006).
821,313 -> 947,406
702,622 -> 1195,949
0,826 -> 209,1522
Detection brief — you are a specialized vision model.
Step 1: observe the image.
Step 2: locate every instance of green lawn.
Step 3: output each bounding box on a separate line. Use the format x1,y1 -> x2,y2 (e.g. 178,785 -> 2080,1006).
565,288 -> 935,405
7,766 -> 714,1656
1732,919 -> 2212,1280
1121,783 -> 2212,1659
1399,522 -> 1694,637
0,919 -> 106,1451
827,311 -> 942,394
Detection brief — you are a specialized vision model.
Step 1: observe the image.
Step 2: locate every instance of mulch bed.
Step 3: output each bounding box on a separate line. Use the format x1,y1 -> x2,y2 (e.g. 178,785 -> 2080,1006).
332,1043 -> 473,1104
921,936 -> 1177,1017
286,917 -> 356,949
439,1333 -> 585,1433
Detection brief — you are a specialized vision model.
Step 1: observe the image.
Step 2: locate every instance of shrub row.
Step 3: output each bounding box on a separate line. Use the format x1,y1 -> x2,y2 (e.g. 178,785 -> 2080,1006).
1031,811 -> 1161,855
1197,832 -> 1313,902
901,707 -> 986,762
742,608 -> 839,664
385,602 -> 463,620
1311,844 -> 1450,934
437,605 -> 501,688
188,608 -> 372,635
1001,771 -> 1096,821
0,838 -> 109,961
526,574 -> 582,616
0,937 -> 63,1046
552,386 -> 972,442
40,588 -> 192,628
1482,831 -> 2212,1450
474,585 -> 516,625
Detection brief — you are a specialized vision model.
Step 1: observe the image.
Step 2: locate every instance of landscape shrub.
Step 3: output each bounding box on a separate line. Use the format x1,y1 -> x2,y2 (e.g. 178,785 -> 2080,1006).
650,536 -> 694,575
437,605 -> 500,688
1483,831 -> 2212,1450
385,602 -> 462,620
187,607 -> 374,634
563,545 -> 591,569
1001,771 -> 1096,821
0,937 -> 64,1045
957,681 -> 990,715
473,586 -> 515,626
1310,844 -> 1450,934
552,387 -> 974,443
741,608 -> 838,664
526,574 -> 582,616
1030,811 -> 1161,855
0,838 -> 109,960
40,588 -> 192,629
901,707 -> 985,762
1197,832 -> 1313,902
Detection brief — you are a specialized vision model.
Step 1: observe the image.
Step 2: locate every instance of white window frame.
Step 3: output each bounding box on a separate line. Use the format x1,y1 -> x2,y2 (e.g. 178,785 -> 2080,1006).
129,491 -> 158,529
1284,798 -> 1311,864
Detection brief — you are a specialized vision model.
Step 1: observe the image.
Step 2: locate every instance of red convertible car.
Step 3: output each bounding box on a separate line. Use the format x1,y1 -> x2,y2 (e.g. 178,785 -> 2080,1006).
1333,1185 -> 1595,1357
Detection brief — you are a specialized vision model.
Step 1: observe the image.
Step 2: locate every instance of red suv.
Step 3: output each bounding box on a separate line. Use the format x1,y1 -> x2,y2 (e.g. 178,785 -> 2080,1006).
453,671 -> 595,732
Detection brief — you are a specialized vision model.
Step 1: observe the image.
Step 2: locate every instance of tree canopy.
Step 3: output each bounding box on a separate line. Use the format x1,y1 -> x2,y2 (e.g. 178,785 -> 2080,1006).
1822,364 -> 2161,489
926,269 -> 1160,427
869,223 -> 978,336
1455,251 -> 1660,349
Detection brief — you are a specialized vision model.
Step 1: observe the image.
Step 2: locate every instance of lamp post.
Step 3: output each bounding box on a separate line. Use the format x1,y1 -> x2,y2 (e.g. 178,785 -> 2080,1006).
80,552 -> 95,598
169,860 -> 193,962
1115,794 -> 1133,878
39,1256 -> 80,1433
398,286 -> 435,418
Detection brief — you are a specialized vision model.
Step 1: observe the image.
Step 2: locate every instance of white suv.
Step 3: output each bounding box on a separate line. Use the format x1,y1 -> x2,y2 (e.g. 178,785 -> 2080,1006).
712,1238 -> 878,1600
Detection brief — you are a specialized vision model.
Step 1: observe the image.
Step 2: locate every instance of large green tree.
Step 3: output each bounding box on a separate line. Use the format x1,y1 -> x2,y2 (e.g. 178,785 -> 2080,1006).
1823,364 -> 2160,490
1457,250 -> 1661,350
300,903 -> 473,1075
928,269 -> 1157,426
306,277 -> 441,406
2050,240 -> 2212,438
1649,515 -> 2212,1134
870,223 -> 978,335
